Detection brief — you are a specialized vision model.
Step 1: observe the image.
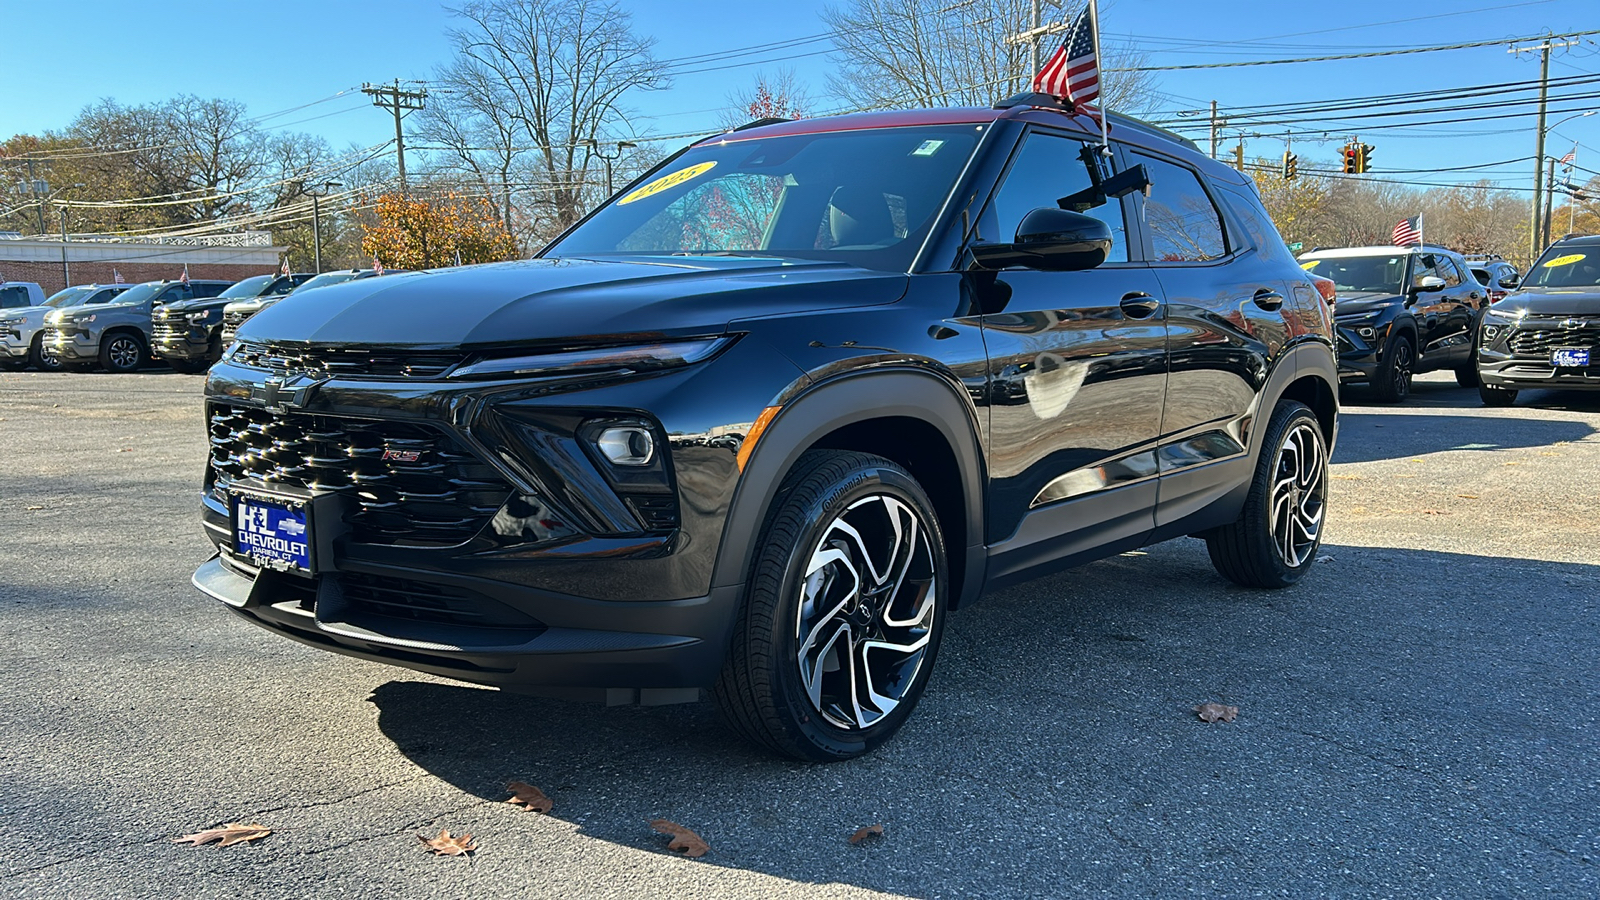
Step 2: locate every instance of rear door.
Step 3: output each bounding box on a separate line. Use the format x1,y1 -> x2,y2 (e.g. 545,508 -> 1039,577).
1409,253 -> 1473,367
1129,151 -> 1286,529
975,128 -> 1167,577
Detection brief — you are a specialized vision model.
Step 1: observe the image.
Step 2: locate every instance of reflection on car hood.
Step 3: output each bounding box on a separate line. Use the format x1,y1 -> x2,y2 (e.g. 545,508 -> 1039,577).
1330,291 -> 1401,317
1495,287 -> 1600,317
237,257 -> 911,349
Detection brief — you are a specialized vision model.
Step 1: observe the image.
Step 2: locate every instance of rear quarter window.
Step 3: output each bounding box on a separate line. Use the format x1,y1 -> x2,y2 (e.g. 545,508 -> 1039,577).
1132,152 -> 1228,262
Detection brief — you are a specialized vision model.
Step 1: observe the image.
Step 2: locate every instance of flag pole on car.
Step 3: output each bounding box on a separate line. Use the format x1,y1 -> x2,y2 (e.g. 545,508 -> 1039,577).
1031,0 -> 1105,150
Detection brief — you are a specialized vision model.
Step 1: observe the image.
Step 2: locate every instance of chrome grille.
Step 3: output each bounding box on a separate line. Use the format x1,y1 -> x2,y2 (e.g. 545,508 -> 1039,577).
207,403 -> 511,546
1509,317 -> 1600,356
40,327 -> 64,344
221,309 -> 252,343
151,315 -> 186,343
230,340 -> 464,379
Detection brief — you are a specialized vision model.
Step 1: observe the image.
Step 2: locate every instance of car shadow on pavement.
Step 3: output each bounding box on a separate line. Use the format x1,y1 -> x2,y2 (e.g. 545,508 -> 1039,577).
1333,411 -> 1594,464
365,540 -> 1600,897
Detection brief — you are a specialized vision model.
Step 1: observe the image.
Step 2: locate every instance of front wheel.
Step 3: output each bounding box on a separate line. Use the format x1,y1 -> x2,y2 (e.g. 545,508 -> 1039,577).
1371,333 -> 1414,403
28,334 -> 64,372
98,333 -> 146,374
1478,382 -> 1517,407
713,450 -> 948,761
1206,401 -> 1328,589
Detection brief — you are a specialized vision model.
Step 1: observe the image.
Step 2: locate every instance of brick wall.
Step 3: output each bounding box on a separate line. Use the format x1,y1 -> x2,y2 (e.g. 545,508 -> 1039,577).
0,258 -> 281,295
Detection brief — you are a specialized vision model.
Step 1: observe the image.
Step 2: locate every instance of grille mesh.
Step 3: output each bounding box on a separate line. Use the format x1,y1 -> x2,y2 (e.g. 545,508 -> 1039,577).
208,404 -> 511,546
221,309 -> 252,343
230,340 -> 464,379
1509,318 -> 1600,357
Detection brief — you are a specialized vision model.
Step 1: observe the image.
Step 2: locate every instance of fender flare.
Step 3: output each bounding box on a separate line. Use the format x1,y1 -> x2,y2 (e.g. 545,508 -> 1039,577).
709,368 -> 988,606
1252,338 -> 1338,459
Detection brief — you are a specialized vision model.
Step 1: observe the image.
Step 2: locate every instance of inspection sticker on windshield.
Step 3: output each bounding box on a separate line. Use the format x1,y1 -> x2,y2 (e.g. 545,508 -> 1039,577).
618,161 -> 716,205
1544,253 -> 1586,268
233,494 -> 311,571
911,140 -> 945,157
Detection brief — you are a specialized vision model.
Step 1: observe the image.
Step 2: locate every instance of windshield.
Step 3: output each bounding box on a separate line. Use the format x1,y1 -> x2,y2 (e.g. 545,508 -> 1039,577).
43,287 -> 93,308
292,271 -> 361,292
546,125 -> 985,272
1300,254 -> 1408,294
1521,247 -> 1600,288
218,274 -> 277,299
109,283 -> 162,306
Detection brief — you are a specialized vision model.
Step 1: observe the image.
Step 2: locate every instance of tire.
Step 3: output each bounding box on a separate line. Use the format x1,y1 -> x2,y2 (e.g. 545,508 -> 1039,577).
1371,332 -> 1414,403
27,334 -> 64,372
1205,401 -> 1328,589
1478,382 -> 1517,407
98,332 -> 147,374
713,450 -> 949,761
1454,363 -> 1479,388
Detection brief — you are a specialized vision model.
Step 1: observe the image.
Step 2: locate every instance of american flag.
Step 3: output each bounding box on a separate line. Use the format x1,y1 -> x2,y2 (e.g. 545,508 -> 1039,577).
1561,147 -> 1577,166
1392,214 -> 1423,247
373,257 -> 385,275
280,258 -> 290,276
1034,8 -> 1100,110
113,269 -> 125,284
180,264 -> 190,285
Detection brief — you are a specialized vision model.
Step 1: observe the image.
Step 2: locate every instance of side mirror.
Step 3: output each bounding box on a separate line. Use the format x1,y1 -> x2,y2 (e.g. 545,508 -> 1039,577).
970,208 -> 1112,272
1412,275 -> 1447,293
1498,275 -> 1519,289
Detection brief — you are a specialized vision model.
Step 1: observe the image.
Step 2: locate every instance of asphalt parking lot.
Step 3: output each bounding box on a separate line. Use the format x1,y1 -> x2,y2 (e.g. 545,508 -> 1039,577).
2,370 -> 1597,899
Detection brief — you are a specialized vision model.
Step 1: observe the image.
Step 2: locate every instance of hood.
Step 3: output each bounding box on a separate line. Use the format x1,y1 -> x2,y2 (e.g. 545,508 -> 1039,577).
223,297 -> 275,314
238,257 -> 911,350
160,297 -> 230,314
1330,290 -> 1401,317
1495,286 -> 1600,317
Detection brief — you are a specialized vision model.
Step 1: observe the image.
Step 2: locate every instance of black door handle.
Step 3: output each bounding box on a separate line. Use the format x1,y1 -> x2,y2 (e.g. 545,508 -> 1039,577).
1119,292 -> 1161,319
1252,288 -> 1284,311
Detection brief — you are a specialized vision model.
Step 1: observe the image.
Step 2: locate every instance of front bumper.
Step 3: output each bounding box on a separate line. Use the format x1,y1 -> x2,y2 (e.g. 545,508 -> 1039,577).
1,327 -> 30,359
1334,323 -> 1385,383
43,328 -> 100,361
1479,355 -> 1600,391
193,555 -> 737,697
153,336 -> 212,360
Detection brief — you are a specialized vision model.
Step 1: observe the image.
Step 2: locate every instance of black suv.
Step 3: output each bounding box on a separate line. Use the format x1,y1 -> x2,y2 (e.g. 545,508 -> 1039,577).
193,97 -> 1338,760
1476,234 -> 1600,405
154,273 -> 312,372
220,269 -> 394,343
1299,244 -> 1488,402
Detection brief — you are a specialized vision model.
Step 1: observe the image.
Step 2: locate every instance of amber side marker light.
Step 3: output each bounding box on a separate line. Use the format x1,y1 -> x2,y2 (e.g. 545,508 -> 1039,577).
736,406 -> 783,472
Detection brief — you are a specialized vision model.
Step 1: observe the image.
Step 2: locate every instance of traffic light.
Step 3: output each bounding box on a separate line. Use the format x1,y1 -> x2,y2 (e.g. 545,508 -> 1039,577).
1356,143 -> 1375,174
1342,144 -> 1359,174
1282,151 -> 1299,180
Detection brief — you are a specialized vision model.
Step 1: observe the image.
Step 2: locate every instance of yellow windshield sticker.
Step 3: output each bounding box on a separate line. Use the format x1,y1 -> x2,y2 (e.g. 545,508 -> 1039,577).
1543,253 -> 1586,268
618,161 -> 717,205
1300,261 -> 1319,269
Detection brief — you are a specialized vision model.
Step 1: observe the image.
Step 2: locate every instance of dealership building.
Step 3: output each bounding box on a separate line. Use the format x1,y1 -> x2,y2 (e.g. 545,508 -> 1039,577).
0,231 -> 285,294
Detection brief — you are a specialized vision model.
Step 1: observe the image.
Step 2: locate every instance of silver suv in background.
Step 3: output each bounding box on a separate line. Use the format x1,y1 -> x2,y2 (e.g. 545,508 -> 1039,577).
43,279 -> 233,373
1,284 -> 130,371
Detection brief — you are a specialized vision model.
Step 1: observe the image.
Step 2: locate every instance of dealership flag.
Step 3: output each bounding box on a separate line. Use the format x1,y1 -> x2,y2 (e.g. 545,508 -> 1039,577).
113,269 -> 125,284
1033,3 -> 1107,146
373,257 -> 384,275
1392,214 -> 1423,247
1561,146 -> 1577,166
280,258 -> 290,276
180,264 -> 190,285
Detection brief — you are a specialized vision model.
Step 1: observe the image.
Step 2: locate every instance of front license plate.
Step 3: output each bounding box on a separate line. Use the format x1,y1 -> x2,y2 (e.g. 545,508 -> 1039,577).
232,494 -> 312,572
1551,348 -> 1591,368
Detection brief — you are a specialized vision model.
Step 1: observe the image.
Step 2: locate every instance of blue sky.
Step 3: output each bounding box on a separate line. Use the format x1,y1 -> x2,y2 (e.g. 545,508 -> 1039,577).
6,0 -> 1598,195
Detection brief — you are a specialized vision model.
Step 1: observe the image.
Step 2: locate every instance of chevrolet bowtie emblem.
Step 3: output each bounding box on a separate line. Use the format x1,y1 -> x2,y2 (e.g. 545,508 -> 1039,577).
253,374 -> 327,412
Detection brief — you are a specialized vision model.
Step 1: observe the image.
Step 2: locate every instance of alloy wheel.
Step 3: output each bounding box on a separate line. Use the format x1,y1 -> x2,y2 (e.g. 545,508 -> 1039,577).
1391,341 -> 1413,397
107,336 -> 142,371
795,494 -> 938,731
1267,422 -> 1327,568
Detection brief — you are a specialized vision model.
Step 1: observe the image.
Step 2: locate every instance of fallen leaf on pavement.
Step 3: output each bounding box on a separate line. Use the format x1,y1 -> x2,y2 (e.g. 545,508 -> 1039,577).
419,828 -> 477,856
1423,509 -> 1447,515
1458,494 -> 1479,500
506,781 -> 553,813
1195,702 -> 1238,723
116,448 -> 134,453
26,506 -> 43,511
173,822 -> 271,847
849,824 -> 885,844
650,819 -> 709,858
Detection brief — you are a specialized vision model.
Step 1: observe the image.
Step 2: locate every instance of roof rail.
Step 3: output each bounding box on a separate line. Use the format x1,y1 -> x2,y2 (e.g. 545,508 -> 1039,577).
992,92 -> 1201,151
732,116 -> 793,132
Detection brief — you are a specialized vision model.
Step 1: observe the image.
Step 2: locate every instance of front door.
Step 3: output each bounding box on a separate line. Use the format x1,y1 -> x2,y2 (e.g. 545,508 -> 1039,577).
974,130 -> 1167,579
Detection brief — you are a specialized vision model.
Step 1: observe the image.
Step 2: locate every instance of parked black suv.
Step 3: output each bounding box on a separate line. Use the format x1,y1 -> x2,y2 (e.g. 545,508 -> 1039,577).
1476,234 -> 1600,405
154,273 -> 312,372
1299,244 -> 1488,402
220,269 -> 394,344
193,97 -> 1338,760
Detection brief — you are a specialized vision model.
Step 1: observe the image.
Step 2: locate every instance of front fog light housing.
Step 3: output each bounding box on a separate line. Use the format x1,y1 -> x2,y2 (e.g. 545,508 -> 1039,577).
1357,326 -> 1377,340
597,426 -> 654,466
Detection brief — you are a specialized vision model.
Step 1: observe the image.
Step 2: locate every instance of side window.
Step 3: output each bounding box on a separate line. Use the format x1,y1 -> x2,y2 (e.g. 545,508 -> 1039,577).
195,283 -> 227,298
161,286 -> 192,302
1438,257 -> 1464,287
979,132 -> 1130,262
1132,152 -> 1228,262
1412,254 -> 1442,286
0,287 -> 29,308
85,290 -> 113,305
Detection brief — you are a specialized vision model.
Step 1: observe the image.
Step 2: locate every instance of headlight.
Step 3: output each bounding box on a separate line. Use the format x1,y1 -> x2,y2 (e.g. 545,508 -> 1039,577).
1482,307 -> 1523,324
448,336 -> 736,381
186,311 -> 212,323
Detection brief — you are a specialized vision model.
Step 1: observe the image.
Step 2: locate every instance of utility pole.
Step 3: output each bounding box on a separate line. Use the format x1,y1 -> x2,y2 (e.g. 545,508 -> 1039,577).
1209,101 -> 1222,160
1234,135 -> 1245,172
59,203 -> 69,289
1512,36 -> 1576,259
27,160 -> 45,234
362,80 -> 427,196
1543,157 -> 1557,247
1005,1 -> 1066,93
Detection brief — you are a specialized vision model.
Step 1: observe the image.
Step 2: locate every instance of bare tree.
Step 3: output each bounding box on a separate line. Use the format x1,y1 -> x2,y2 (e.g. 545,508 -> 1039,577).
718,70 -> 813,131
437,0 -> 670,241
822,0 -> 1156,113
